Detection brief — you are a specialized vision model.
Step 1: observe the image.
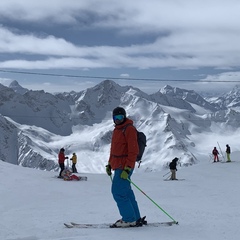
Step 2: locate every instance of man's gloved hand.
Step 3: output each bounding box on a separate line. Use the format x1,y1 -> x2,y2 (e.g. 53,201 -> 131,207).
120,167 -> 131,180
106,164 -> 112,176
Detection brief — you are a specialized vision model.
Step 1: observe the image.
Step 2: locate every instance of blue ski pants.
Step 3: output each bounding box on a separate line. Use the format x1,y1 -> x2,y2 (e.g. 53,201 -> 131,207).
111,169 -> 141,222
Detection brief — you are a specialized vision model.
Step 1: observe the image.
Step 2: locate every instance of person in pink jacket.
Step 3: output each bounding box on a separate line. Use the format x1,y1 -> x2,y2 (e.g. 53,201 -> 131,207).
212,147 -> 219,162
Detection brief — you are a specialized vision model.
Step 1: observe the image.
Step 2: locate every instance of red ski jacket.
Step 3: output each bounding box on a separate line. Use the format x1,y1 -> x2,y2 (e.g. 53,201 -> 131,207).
58,152 -> 67,164
108,118 -> 139,170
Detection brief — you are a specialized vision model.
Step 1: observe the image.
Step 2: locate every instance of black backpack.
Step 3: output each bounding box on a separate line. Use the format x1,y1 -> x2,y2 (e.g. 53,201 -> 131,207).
123,124 -> 147,168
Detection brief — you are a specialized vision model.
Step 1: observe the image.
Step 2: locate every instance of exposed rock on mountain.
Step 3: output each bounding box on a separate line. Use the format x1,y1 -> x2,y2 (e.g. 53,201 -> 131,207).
0,80 -> 239,172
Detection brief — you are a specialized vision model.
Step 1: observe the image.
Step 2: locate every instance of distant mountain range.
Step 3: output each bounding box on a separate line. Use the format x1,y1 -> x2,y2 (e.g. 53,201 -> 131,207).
1,80 -> 240,172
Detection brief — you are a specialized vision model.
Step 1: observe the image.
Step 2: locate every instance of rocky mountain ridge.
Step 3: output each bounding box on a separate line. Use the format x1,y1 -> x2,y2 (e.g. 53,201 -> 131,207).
0,80 -> 239,172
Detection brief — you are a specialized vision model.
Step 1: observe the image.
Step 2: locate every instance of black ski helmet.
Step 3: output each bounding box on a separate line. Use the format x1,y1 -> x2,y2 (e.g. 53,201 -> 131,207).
112,107 -> 126,118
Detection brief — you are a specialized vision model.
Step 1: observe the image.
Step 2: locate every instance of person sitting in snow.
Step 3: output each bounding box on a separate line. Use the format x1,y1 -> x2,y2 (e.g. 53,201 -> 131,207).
169,157 -> 179,180
61,168 -> 80,181
212,147 -> 219,162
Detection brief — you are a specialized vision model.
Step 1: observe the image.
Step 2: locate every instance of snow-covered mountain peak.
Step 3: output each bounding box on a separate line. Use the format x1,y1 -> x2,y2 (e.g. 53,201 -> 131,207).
1,80 -> 240,172
8,80 -> 29,95
228,84 -> 240,95
208,84 -> 240,110
158,85 -> 222,112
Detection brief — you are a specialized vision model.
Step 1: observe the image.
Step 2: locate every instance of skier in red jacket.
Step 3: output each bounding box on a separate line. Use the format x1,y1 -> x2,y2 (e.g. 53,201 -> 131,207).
106,107 -> 145,228
58,148 -> 68,178
212,147 -> 219,162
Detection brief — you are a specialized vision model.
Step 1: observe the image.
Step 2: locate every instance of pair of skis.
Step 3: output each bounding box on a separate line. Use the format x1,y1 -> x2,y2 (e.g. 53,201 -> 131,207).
164,178 -> 185,181
64,221 -> 177,229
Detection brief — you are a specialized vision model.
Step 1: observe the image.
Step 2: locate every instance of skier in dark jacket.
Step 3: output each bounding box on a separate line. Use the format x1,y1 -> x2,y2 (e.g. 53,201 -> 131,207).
169,157 -> 179,180
226,144 -> 231,162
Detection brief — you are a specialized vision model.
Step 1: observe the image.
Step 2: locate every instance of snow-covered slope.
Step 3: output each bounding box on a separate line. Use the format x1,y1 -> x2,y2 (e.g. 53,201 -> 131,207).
1,156 -> 240,240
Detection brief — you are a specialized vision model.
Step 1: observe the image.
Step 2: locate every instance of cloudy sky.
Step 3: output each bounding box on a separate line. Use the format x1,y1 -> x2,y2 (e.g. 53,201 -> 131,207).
0,0 -> 240,94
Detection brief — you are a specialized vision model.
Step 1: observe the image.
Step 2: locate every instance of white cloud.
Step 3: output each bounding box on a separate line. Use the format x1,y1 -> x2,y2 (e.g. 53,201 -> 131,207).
1,1 -> 239,29
183,71 -> 240,94
120,73 -> 130,78
0,77 -> 12,86
0,0 -> 240,94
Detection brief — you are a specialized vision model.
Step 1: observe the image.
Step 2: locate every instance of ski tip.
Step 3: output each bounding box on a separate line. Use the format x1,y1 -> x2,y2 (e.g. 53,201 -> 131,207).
64,223 -> 73,228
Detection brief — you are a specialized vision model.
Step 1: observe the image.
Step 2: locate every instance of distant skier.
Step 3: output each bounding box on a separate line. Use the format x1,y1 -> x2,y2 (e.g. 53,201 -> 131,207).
169,157 -> 179,180
226,144 -> 231,162
70,153 -> 78,173
58,148 -> 68,178
212,147 -> 219,162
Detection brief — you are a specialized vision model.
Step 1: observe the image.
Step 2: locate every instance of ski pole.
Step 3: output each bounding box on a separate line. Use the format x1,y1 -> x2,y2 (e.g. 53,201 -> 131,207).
217,142 -> 225,162
127,178 -> 178,224
163,171 -> 171,177
164,175 -> 171,181
164,172 -> 171,181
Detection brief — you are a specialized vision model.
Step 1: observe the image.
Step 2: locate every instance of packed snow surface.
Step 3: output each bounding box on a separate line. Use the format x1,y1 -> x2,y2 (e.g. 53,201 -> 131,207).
1,153 -> 239,240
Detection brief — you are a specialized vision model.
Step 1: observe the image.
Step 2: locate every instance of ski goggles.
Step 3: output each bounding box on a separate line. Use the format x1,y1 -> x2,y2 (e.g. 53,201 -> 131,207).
113,114 -> 125,121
